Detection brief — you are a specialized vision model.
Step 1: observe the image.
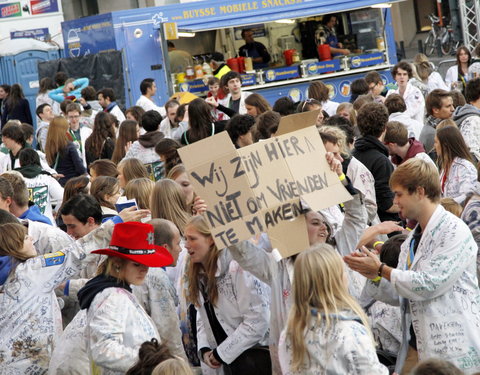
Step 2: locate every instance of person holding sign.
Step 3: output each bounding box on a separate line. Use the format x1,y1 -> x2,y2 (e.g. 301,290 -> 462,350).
227,152 -> 368,374
278,244 -> 388,374
185,215 -> 271,374
344,159 -> 480,375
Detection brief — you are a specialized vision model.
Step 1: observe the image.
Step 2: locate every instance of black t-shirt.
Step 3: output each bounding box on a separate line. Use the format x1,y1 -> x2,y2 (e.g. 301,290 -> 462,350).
408,226 -> 423,351
230,98 -> 240,114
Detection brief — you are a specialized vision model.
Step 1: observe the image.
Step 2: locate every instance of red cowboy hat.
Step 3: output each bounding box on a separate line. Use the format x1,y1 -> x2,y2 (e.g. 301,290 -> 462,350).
92,222 -> 173,267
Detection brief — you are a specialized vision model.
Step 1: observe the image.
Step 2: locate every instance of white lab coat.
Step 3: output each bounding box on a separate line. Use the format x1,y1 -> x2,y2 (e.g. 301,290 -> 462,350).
108,105 -> 126,123
389,112 -> 424,140
387,81 -> 425,124
72,126 -> 92,168
0,221 -> 113,374
0,150 -> 56,175
136,95 -> 166,117
27,219 -> 71,256
322,99 -> 340,117
427,71 -> 449,93
364,205 -> 480,374
228,192 -> 367,373
48,309 -> 89,375
23,173 -> 64,225
219,91 -> 252,116
85,287 -> 160,375
440,157 -> 480,204
195,249 -> 270,374
132,267 -> 186,359
278,311 -> 389,375
346,156 -> 378,223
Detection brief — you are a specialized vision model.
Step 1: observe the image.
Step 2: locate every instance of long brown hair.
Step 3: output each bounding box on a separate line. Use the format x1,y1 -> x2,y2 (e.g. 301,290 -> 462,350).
90,176 -> 119,210
186,98 -> 215,143
186,216 -> 221,307
85,112 -> 116,159
436,126 -> 474,176
112,120 -> 139,164
244,93 -> 272,115
45,116 -> 69,166
0,223 -> 29,261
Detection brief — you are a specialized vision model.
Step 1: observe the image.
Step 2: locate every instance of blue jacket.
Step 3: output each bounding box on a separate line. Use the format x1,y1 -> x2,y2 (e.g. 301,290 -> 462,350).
49,78 -> 89,103
19,204 -> 52,225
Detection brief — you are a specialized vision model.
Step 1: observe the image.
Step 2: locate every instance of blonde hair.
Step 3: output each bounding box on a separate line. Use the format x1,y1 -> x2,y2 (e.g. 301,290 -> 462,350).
0,223 -> 29,261
285,244 -> 372,372
96,257 -> 128,279
318,126 -> 348,157
436,118 -> 457,131
166,164 -> 186,180
117,158 -> 149,185
390,158 -> 441,202
336,102 -> 355,125
440,197 -> 463,217
45,116 -> 69,166
125,178 -> 155,209
186,216 -> 221,307
151,358 -> 194,375
150,179 -> 191,235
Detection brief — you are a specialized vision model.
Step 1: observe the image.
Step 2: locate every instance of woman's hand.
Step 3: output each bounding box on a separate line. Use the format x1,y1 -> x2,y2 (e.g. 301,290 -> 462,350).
325,152 -> 342,176
124,141 -> 132,154
205,96 -> 219,108
192,196 -> 207,215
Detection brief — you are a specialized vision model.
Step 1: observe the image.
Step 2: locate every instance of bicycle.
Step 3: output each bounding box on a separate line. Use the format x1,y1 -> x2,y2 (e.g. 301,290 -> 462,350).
424,14 -> 454,56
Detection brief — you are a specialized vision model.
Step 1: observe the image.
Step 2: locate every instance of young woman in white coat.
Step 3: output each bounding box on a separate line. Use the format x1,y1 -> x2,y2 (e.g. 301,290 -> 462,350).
184,216 -> 270,374
78,222 -> 174,375
0,219 -> 114,374
226,153 -> 369,374
435,126 -> 479,204
279,244 -> 388,374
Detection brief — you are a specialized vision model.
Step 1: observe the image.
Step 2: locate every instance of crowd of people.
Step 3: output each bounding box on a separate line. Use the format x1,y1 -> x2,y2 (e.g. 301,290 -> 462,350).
1,44 -> 480,375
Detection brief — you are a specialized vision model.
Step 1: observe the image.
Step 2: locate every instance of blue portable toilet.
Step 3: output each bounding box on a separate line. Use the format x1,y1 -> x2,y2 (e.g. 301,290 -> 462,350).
0,38 -> 61,129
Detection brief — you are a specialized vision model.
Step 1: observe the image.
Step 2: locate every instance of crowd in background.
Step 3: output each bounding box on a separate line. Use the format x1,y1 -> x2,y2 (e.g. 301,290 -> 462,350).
2,43 -> 480,375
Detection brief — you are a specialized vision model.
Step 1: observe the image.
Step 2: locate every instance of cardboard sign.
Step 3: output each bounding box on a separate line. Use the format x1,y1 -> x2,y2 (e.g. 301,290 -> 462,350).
178,124 -> 352,258
275,109 -> 320,136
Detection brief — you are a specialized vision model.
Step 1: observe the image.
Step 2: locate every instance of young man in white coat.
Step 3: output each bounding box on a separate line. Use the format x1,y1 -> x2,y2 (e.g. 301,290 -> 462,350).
219,71 -> 251,117
387,61 -> 425,124
66,102 -> 92,169
345,158 -> 480,375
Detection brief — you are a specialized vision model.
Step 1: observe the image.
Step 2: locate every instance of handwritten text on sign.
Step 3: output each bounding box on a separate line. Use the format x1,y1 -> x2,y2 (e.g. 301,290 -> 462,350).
178,125 -> 351,258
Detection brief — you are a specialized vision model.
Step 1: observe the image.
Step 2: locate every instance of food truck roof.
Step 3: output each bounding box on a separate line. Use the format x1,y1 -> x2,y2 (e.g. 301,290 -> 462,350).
67,0 -> 403,32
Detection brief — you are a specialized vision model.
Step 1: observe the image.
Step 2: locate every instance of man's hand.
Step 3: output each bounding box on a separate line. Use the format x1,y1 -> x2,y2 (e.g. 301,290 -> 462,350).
203,350 -> 221,369
344,246 -> 382,279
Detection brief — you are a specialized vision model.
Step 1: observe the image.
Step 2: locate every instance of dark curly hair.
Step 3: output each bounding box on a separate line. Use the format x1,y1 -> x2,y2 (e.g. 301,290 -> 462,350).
356,102 -> 389,137
126,338 -> 174,375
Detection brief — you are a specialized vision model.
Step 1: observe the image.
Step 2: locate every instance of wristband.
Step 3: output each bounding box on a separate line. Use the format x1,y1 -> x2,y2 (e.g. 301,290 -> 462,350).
373,241 -> 384,249
378,263 -> 386,277
406,227 -> 413,231
339,173 -> 346,181
372,276 -> 382,282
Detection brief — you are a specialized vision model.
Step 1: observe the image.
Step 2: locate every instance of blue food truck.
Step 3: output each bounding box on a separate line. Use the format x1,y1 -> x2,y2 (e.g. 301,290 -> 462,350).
60,0 -> 401,107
